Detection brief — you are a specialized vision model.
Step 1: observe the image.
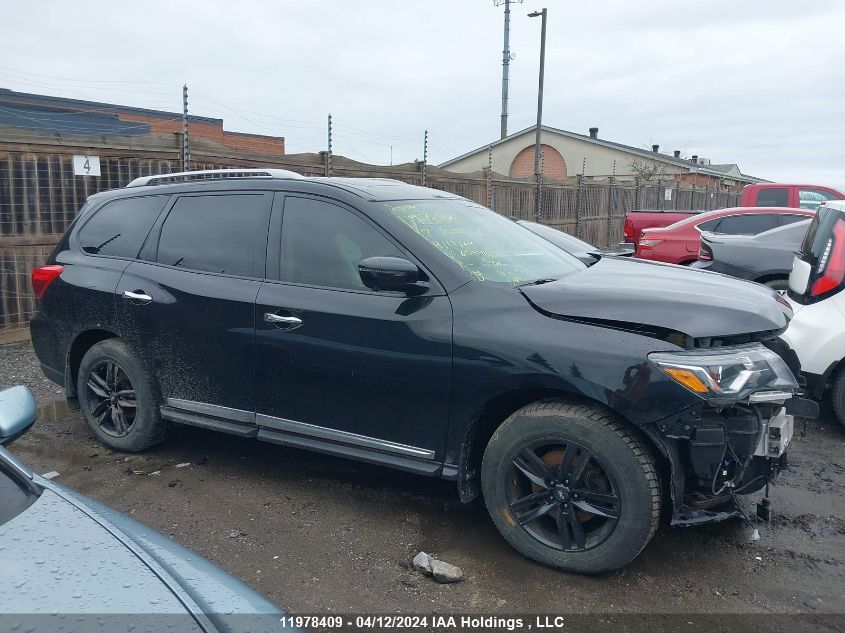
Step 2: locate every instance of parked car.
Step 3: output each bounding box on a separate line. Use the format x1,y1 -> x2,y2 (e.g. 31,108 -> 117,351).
692,219 -> 812,290
622,209 -> 704,246
636,206 -> 815,265
0,384 -> 291,632
513,219 -> 632,264
30,169 -> 811,574
781,201 -> 845,425
739,183 -> 844,210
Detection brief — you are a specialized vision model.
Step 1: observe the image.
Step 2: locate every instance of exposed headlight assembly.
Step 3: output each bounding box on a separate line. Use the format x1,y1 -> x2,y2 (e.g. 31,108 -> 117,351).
649,343 -> 798,404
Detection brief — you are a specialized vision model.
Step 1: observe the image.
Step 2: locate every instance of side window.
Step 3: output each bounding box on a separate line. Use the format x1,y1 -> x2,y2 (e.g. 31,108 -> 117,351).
755,188 -> 789,207
780,214 -> 810,226
713,214 -> 778,235
78,196 -> 167,258
156,194 -> 267,276
280,197 -> 402,290
696,218 -> 721,232
798,189 -> 839,211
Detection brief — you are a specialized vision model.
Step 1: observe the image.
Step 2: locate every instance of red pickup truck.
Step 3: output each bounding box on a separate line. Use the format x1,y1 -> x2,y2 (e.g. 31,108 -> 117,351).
739,184 -> 844,209
623,209 -> 704,245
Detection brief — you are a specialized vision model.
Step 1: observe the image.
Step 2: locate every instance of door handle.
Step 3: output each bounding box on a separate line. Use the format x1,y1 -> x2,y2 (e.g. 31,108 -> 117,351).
123,290 -> 152,305
264,313 -> 303,329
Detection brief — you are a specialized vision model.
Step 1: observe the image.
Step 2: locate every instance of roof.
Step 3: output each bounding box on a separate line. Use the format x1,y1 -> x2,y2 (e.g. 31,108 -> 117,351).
0,88 -> 221,124
439,124 -> 764,183
103,170 -> 461,203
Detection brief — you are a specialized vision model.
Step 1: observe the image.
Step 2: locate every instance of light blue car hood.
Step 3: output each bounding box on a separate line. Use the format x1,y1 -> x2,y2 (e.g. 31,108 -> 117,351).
0,463 -> 289,633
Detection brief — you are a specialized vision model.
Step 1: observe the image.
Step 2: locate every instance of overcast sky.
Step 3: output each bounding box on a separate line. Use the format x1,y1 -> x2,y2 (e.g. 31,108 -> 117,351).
1,0 -> 843,186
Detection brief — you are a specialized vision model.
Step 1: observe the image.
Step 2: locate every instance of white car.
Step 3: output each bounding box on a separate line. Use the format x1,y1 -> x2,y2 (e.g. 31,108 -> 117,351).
781,200 -> 845,424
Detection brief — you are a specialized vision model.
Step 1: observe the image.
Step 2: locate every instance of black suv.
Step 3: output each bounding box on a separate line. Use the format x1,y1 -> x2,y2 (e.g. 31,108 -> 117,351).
31,169 -> 808,573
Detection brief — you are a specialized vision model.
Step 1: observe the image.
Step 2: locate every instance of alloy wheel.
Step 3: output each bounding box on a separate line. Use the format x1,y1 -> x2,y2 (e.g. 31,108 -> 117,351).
83,360 -> 138,438
507,440 -> 620,552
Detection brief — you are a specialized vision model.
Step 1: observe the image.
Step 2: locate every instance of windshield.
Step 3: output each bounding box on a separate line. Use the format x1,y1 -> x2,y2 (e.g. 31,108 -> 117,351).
519,220 -> 595,253
384,199 -> 585,284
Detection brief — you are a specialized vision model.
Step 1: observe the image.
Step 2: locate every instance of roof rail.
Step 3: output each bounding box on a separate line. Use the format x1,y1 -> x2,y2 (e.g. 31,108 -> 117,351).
126,168 -> 305,188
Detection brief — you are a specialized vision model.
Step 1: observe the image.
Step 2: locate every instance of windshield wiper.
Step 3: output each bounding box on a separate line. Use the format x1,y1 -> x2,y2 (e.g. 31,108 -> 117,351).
516,277 -> 558,288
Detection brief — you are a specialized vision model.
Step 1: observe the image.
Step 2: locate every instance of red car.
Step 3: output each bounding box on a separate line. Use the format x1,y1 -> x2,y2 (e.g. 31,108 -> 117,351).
635,206 -> 815,265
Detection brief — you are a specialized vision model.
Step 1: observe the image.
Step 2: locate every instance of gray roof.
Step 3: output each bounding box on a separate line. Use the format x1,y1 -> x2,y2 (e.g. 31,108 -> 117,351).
439,124 -> 764,183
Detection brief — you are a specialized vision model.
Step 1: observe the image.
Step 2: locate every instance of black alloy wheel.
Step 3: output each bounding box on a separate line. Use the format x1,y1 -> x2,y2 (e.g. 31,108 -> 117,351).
508,441 -> 620,552
83,360 -> 138,438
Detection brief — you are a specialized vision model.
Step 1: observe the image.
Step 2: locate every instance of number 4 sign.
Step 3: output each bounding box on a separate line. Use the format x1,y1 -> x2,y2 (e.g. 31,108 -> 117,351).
73,155 -> 101,176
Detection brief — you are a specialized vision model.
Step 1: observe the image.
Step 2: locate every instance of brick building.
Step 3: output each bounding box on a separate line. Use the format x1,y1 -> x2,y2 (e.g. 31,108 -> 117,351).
0,88 -> 284,156
440,124 -> 764,190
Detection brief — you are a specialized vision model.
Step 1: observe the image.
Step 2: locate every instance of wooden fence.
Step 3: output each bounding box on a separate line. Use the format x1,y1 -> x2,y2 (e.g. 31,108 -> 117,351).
0,131 -> 739,340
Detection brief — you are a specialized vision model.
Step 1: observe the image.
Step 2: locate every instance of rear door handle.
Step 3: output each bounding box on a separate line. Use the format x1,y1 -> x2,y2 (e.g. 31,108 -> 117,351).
123,290 -> 152,305
264,313 -> 303,329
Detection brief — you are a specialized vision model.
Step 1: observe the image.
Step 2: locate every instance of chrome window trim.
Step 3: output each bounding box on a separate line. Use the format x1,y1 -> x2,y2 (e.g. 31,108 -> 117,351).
165,398 -> 435,460
256,414 -> 435,460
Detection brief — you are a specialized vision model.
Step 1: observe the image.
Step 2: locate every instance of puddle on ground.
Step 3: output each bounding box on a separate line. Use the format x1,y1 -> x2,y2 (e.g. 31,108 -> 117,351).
37,398 -> 71,424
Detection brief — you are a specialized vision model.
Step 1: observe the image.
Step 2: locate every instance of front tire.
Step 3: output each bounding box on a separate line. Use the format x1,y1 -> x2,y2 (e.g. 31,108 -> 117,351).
77,338 -> 168,452
481,400 -> 660,574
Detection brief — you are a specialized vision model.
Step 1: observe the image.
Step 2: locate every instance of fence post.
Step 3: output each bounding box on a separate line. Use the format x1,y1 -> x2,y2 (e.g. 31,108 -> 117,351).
486,145 -> 494,211
674,181 -> 680,210
657,177 -> 663,211
535,149 -> 544,222
634,177 -> 641,210
576,157 -> 586,239
607,166 -> 616,248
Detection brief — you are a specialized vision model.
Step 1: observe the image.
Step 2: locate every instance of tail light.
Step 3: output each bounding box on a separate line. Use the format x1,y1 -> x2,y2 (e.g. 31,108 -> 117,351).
638,239 -> 663,249
810,219 -> 845,298
698,243 -> 713,261
624,219 -> 634,242
31,265 -> 64,299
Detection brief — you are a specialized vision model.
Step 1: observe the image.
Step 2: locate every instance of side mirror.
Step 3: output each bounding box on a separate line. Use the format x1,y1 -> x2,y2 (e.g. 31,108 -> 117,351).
0,386 -> 36,446
358,257 -> 422,292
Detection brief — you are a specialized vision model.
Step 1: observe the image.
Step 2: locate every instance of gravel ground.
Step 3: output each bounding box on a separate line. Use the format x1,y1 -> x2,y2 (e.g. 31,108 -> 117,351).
2,341 -> 844,631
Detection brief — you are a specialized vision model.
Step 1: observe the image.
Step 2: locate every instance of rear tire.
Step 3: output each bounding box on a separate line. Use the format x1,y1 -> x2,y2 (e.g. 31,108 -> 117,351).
831,367 -> 845,427
481,400 -> 660,574
77,338 -> 168,452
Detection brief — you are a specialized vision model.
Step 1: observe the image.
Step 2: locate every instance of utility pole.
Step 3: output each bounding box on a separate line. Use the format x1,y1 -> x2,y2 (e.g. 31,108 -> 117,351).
326,113 -> 333,177
421,129 -> 428,186
528,8 -> 547,179
181,84 -> 190,171
495,0 -> 521,139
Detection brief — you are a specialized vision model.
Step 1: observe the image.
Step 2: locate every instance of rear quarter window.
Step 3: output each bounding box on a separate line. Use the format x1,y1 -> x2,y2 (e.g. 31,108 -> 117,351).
78,196 -> 168,258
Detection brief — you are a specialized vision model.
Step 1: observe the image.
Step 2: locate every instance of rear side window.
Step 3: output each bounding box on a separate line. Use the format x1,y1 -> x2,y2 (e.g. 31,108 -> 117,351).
780,214 -> 810,226
280,197 -> 402,290
712,214 -> 778,235
156,194 -> 267,276
78,196 -> 167,258
755,188 -> 789,207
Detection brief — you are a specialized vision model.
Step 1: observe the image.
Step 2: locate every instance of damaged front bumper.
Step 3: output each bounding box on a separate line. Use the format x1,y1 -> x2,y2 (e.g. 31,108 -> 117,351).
654,396 -> 816,527
645,343 -> 819,526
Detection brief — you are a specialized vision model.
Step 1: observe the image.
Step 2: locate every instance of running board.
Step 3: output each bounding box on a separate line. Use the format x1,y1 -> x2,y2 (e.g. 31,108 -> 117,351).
257,427 -> 442,477
160,406 -> 258,438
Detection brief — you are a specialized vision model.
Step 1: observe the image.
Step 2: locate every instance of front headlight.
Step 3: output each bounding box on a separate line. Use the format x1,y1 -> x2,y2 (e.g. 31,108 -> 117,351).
649,343 -> 798,403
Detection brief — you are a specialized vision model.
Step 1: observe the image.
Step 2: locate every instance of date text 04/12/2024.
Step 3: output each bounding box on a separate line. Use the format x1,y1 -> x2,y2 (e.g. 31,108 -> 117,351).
279,615 -> 577,630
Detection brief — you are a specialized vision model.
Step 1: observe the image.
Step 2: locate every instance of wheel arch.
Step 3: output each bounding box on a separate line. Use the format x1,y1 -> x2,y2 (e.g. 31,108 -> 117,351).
755,272 -> 789,285
65,328 -> 121,404
456,388 -> 669,507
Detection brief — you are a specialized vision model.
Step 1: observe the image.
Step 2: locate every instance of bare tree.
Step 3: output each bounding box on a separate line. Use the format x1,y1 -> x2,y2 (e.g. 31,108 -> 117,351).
628,158 -> 670,182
